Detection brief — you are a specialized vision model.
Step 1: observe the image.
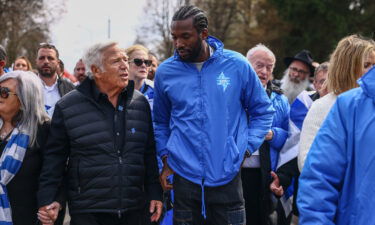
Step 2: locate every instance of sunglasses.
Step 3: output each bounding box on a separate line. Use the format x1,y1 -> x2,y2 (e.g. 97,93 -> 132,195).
130,58 -> 152,67
0,87 -> 17,99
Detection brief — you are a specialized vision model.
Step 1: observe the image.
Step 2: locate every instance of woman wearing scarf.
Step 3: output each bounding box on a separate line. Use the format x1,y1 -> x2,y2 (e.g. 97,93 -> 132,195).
0,70 -> 64,225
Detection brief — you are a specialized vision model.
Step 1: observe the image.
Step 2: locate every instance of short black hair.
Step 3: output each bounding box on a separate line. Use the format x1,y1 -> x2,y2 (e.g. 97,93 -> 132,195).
37,43 -> 60,59
172,5 -> 208,33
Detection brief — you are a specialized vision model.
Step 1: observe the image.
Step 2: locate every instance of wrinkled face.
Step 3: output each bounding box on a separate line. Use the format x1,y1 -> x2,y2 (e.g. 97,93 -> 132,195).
248,50 -> 275,86
363,50 -> 375,75
74,61 -> 87,83
129,50 -> 149,82
36,48 -> 59,78
14,58 -> 28,71
93,45 -> 129,90
288,60 -> 310,84
0,79 -> 20,117
171,17 -> 205,62
313,70 -> 328,96
148,55 -> 158,80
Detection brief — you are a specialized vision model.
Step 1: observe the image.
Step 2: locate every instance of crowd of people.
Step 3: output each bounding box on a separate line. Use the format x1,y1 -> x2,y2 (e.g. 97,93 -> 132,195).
0,4 -> 374,225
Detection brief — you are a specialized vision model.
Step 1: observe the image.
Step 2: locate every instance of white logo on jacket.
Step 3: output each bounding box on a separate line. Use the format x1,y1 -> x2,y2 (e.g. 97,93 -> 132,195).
217,72 -> 230,91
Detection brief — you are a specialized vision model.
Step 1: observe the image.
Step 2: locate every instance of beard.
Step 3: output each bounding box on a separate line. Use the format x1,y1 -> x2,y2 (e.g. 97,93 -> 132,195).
281,69 -> 310,104
37,66 -> 57,78
178,37 -> 203,62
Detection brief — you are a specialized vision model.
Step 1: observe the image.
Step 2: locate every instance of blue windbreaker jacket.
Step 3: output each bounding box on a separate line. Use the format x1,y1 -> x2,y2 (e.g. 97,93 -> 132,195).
298,66 -> 375,224
153,36 -> 274,186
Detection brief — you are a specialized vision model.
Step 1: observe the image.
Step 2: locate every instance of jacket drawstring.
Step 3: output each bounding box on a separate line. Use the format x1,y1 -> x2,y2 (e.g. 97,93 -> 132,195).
201,179 -> 206,219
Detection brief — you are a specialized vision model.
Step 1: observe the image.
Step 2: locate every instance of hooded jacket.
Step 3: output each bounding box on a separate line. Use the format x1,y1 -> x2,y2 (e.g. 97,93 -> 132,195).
298,66 -> 375,224
153,36 -> 274,186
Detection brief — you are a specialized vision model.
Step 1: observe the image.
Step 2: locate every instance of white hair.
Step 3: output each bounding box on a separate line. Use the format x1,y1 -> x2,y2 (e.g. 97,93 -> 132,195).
246,43 -> 276,63
280,69 -> 310,104
0,71 -> 49,146
82,41 -> 118,79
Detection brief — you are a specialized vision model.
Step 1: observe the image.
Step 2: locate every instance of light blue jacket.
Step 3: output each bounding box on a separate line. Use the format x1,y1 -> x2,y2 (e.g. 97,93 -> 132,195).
153,36 -> 274,186
298,66 -> 375,224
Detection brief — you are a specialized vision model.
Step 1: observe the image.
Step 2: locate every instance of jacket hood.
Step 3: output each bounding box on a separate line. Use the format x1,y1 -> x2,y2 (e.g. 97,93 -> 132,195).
358,66 -> 375,100
173,35 -> 224,61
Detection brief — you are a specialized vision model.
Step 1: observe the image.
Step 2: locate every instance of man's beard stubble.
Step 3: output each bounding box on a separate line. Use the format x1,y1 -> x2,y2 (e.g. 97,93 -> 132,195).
37,66 -> 56,78
281,69 -> 310,104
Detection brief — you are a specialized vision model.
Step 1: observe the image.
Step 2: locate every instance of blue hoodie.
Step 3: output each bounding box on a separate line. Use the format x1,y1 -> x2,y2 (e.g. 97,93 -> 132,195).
298,66 -> 375,224
153,36 -> 274,187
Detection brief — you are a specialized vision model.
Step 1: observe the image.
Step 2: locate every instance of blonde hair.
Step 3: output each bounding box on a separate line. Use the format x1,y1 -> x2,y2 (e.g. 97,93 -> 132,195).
13,56 -> 33,71
125,45 -> 149,60
327,34 -> 375,95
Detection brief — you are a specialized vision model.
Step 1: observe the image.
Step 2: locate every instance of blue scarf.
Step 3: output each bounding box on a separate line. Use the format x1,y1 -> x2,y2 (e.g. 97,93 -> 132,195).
0,127 -> 29,225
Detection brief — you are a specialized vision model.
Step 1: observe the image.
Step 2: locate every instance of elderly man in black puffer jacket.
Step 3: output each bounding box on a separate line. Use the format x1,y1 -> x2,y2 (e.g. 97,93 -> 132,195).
37,41 -> 163,225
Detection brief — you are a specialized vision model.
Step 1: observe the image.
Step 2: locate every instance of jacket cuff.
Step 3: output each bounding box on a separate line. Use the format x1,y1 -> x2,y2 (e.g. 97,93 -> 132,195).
146,183 -> 163,201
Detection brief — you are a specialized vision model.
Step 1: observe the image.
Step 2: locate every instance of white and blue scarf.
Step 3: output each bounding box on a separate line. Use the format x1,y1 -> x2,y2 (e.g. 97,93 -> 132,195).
0,127 -> 29,225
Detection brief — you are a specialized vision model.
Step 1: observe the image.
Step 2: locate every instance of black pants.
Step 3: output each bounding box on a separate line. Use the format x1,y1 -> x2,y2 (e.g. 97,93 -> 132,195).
173,173 -> 245,225
241,168 -> 263,225
70,211 -> 141,225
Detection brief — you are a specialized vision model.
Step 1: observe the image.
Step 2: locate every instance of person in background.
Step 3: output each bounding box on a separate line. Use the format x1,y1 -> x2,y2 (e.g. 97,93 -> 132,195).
0,45 -> 8,76
245,44 -> 290,225
57,59 -> 77,84
148,52 -> 159,81
280,50 -> 315,104
154,5 -> 274,224
309,62 -> 329,100
126,45 -> 154,108
73,59 -> 87,85
0,70 -> 64,225
297,35 -> 375,225
298,35 -> 375,172
13,56 -> 33,71
35,43 -> 75,116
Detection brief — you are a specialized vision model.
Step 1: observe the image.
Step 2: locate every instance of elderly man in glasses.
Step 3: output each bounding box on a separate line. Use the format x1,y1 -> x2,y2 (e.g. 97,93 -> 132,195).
126,45 -> 154,109
35,43 -> 75,116
280,50 -> 315,104
37,41 -> 163,225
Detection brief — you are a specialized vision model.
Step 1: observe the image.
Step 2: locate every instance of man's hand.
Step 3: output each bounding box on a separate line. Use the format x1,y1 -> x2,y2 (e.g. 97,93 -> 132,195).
265,130 -> 274,141
149,200 -> 163,222
270,171 -> 284,197
38,201 -> 61,225
159,157 -> 174,190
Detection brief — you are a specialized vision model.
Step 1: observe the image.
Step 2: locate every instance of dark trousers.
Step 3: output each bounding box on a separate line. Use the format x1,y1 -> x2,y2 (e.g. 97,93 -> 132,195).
70,211 -> 141,225
173,173 -> 245,225
241,168 -> 263,225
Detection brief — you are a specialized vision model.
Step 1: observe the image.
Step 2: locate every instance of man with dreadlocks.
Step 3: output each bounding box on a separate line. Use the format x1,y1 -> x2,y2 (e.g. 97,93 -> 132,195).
153,5 -> 274,224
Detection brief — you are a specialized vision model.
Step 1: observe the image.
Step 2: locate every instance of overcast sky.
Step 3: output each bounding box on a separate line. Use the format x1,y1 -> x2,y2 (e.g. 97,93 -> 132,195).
50,0 -> 146,72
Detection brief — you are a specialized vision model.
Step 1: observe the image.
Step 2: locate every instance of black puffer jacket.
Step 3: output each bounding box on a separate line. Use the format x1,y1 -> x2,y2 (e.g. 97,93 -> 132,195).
38,78 -> 162,215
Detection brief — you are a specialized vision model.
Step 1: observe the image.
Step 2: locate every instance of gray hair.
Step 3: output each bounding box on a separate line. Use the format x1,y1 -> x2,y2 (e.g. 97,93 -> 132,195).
82,41 -> 118,79
246,43 -> 276,63
0,71 -> 49,146
314,61 -> 329,79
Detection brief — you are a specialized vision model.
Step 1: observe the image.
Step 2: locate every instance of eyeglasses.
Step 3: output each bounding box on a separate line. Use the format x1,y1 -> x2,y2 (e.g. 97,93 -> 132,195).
130,58 -> 152,67
289,66 -> 309,76
0,87 -> 17,99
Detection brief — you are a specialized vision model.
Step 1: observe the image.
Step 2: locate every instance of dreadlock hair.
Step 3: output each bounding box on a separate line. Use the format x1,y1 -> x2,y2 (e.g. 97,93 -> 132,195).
172,5 -> 208,33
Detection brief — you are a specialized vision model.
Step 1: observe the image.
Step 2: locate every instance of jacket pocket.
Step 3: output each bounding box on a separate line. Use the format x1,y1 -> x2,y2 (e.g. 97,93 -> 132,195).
76,158 -> 82,194
223,136 -> 240,175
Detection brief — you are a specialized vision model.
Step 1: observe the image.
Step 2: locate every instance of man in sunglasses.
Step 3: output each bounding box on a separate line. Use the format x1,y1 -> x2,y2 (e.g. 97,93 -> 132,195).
153,5 -> 274,224
38,41 -> 163,225
35,43 -> 75,116
0,45 -> 7,76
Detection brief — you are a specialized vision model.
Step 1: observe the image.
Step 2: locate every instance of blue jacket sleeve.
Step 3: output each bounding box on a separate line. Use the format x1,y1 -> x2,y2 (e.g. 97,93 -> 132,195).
241,63 -> 275,154
268,95 -> 290,150
153,70 -> 171,158
297,99 -> 347,225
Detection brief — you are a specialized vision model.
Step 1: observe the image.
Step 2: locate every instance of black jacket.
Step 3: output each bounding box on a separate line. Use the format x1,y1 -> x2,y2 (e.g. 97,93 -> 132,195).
57,76 -> 75,97
0,122 -> 65,225
38,78 -> 162,215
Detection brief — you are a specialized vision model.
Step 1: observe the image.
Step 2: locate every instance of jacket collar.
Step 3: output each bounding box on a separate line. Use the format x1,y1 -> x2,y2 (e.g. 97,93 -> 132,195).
358,66 -> 375,100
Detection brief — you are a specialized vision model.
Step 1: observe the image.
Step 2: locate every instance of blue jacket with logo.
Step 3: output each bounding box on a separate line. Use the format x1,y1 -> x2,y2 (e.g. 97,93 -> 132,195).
153,36 -> 274,186
298,66 -> 375,224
